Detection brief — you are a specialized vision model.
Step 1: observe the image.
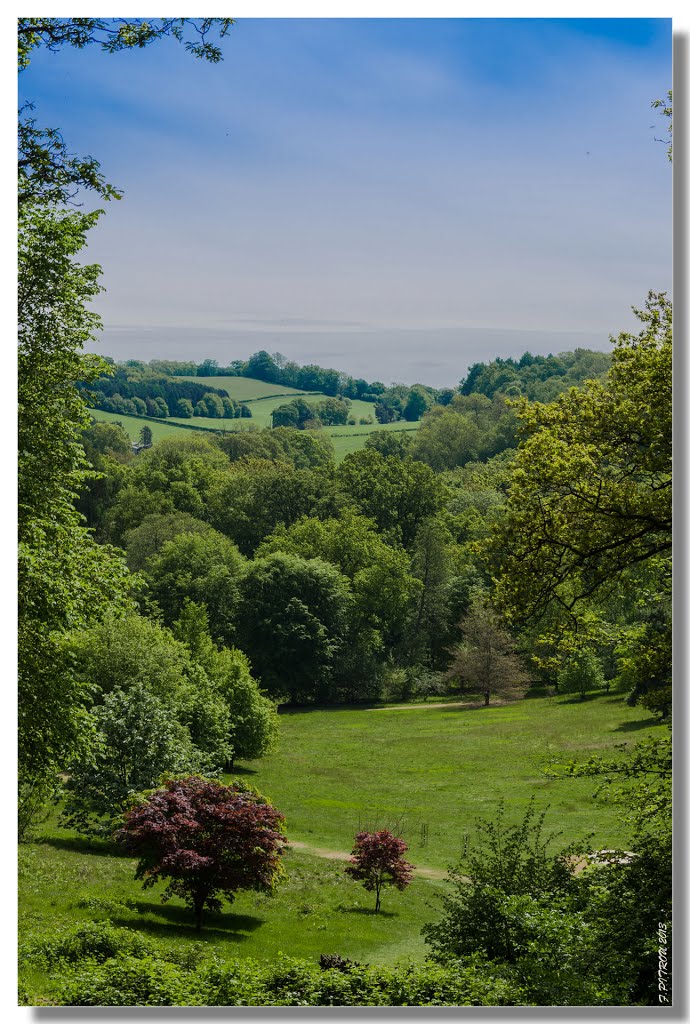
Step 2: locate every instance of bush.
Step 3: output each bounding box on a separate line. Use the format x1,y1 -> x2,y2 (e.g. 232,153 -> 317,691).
423,800 -> 578,964
28,924 -> 522,1006
56,955 -> 197,1006
21,922 -> 149,969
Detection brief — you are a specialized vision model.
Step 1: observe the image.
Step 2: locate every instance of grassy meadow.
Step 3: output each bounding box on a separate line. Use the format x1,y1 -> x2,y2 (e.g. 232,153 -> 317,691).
19,692 -> 662,1003
241,693 -> 661,868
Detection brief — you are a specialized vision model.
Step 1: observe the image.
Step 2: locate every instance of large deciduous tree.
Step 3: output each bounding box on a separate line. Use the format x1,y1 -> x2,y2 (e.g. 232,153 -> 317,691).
236,553 -> 352,703
18,16 -> 232,818
491,293 -> 671,625
337,449 -> 445,548
117,777 -> 287,930
61,683 -> 196,836
18,200 -> 133,797
143,529 -> 245,643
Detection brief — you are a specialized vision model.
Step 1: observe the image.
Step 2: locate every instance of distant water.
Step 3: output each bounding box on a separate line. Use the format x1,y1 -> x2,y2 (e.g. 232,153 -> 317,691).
88,324 -> 613,388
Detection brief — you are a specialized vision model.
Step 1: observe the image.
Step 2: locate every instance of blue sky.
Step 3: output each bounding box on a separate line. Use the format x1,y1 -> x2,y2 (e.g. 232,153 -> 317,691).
19,18 -> 672,385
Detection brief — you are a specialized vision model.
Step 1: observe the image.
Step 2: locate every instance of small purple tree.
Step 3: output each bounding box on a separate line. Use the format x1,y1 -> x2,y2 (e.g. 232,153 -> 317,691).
345,830 -> 414,912
117,776 -> 287,930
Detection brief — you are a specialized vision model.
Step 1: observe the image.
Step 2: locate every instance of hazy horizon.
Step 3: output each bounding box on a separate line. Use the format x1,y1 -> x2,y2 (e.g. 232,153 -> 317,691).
91,322 -> 614,388
22,18 -> 671,385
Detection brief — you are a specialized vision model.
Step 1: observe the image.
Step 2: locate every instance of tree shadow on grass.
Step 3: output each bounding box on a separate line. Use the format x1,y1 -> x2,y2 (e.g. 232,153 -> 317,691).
554,692 -> 618,706
278,703 -> 382,716
613,716 -> 664,732
40,834 -> 130,858
336,907 -> 397,918
111,901 -> 264,940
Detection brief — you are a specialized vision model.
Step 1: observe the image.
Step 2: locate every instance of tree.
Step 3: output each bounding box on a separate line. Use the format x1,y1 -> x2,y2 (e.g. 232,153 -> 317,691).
409,517 -> 454,669
138,425 -> 153,447
18,200 -> 133,797
117,777 -> 287,930
61,684 -> 195,836
207,648 -> 279,765
173,601 -> 279,766
557,649 -> 605,700
236,553 -> 352,702
258,510 -> 419,651
363,430 -> 412,459
207,459 -> 344,555
217,426 -> 335,470
70,609 -> 193,705
447,594 -> 530,705
122,511 -> 213,571
492,294 -> 671,626
143,529 -> 245,643
175,397 -> 194,418
18,16 -> 232,804
337,449 -> 445,548
345,831 -> 414,912
402,385 -> 433,422
271,397 -> 318,429
76,422 -> 132,534
411,407 -> 481,471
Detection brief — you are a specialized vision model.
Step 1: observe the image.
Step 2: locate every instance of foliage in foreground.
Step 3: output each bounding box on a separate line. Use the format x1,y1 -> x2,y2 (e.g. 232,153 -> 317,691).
20,921 -> 520,1006
425,743 -> 672,1007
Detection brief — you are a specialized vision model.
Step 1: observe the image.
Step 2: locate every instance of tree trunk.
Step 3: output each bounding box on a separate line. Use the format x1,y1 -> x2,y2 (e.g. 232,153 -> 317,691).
193,894 -> 206,931
374,883 -> 381,913
484,690 -> 490,706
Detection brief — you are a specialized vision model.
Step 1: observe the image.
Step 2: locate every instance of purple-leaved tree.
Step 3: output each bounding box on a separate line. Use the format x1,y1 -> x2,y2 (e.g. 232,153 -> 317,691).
345,830 -> 414,912
117,776 -> 287,929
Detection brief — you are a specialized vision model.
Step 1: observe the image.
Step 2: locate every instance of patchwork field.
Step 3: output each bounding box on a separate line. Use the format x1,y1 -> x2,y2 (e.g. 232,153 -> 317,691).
19,692 -> 662,1004
177,375 -> 316,401
88,408 -> 216,442
89,400 -> 421,460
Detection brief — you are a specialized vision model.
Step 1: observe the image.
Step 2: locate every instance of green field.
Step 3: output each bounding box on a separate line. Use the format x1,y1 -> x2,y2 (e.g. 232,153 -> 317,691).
178,375 -> 316,401
328,421 -> 420,459
243,694 -> 661,868
88,409 -> 217,442
89,400 -> 421,460
19,692 -> 661,1003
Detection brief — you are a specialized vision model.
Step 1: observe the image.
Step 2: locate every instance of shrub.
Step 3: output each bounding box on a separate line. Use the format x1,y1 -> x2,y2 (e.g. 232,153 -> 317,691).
56,955 -> 197,1006
21,922 -> 149,969
423,800 -> 578,963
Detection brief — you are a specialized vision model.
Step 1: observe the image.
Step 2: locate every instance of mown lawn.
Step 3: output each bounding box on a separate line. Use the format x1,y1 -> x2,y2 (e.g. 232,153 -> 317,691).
241,693 -> 663,870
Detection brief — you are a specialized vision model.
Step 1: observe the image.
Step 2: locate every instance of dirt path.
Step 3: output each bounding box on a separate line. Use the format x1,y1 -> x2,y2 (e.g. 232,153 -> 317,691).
288,839 -> 449,880
369,700 -> 508,712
